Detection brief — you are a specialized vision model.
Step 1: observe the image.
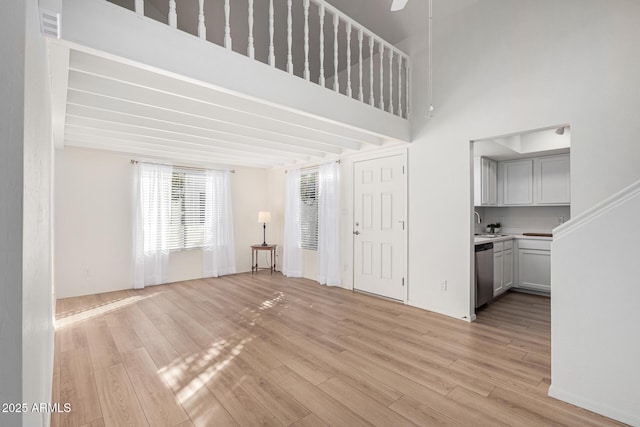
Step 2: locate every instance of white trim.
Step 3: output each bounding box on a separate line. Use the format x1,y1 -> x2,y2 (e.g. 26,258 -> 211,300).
554,179 -> 640,240
548,385 -> 639,426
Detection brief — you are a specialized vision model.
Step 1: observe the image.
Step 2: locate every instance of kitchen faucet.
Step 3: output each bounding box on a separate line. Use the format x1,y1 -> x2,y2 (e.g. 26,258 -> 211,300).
474,211 -> 482,224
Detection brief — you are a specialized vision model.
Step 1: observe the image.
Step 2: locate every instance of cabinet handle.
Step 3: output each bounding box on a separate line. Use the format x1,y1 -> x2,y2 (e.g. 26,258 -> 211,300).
353,231 -> 360,235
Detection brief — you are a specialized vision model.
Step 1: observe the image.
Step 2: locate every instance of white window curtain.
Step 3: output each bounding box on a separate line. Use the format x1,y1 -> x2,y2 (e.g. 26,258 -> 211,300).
203,169 -> 236,277
282,168 -> 302,277
134,162 -> 173,289
318,161 -> 342,286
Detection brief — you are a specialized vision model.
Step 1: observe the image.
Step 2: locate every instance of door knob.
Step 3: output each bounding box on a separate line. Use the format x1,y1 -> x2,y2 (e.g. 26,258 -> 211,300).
353,230 -> 360,235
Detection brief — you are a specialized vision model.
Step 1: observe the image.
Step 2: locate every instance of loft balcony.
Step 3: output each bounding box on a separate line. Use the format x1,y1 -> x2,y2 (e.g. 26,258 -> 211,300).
46,0 -> 412,168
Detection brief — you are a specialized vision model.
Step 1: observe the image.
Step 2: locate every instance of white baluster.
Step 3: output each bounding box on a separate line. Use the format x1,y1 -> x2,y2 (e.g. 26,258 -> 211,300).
248,0 -> 255,58
406,61 -> 410,118
346,22 -> 352,97
198,0 -> 206,40
224,0 -> 232,49
379,44 -> 384,110
319,4 -> 326,87
368,37 -> 374,105
135,0 -> 143,16
398,56 -> 403,118
287,0 -> 293,73
303,0 -> 310,80
388,50 -> 394,114
333,14 -> 339,92
169,0 -> 177,28
268,0 -> 275,67
358,29 -> 363,102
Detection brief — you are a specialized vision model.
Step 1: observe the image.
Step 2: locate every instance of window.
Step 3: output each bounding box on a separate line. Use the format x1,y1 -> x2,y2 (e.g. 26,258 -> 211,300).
300,169 -> 319,250
169,168 -> 206,250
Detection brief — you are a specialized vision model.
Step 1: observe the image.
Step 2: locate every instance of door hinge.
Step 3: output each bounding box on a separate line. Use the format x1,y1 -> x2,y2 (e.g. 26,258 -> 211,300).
402,277 -> 405,287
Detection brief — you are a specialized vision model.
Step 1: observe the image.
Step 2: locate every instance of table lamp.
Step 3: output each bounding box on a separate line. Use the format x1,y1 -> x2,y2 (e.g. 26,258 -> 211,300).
258,211 -> 271,246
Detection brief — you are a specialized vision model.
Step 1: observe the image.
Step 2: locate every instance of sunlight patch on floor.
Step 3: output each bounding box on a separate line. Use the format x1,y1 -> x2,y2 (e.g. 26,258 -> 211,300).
55,295 -> 151,329
159,337 -> 253,404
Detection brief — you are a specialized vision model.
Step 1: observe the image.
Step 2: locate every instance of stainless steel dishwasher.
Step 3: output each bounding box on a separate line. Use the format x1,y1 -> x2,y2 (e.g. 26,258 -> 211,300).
475,242 -> 494,308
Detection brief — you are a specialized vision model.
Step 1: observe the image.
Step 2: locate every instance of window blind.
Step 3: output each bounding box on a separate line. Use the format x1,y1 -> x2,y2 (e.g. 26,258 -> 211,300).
300,169 -> 319,250
170,168 -> 206,250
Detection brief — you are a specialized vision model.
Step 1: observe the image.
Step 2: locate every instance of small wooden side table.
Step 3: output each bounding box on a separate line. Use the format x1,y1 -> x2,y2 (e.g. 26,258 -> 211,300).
251,244 -> 277,274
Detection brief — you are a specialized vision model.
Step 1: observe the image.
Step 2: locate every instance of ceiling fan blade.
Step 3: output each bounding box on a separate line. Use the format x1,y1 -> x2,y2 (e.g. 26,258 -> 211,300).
390,0 -> 409,11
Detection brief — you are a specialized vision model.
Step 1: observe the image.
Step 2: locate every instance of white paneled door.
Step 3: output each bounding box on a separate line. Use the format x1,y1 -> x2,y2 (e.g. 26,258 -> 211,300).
353,154 -> 406,301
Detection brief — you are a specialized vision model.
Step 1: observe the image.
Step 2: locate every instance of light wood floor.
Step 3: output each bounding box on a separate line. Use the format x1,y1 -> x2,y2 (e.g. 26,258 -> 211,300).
52,273 -> 623,427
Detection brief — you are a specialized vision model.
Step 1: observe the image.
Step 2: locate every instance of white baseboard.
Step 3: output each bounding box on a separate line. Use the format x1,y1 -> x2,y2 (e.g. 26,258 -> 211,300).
548,385 -> 639,426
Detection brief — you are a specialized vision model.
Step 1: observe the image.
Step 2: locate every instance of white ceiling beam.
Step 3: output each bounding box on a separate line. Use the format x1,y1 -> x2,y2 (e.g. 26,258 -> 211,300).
64,103 -> 323,160
67,70 -> 364,152
64,122 -> 307,164
69,49 -> 385,147
65,135 -> 283,168
66,89 -> 343,155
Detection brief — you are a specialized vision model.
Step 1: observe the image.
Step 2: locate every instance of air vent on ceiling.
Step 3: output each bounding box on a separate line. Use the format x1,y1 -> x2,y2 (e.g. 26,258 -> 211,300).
40,9 -> 60,39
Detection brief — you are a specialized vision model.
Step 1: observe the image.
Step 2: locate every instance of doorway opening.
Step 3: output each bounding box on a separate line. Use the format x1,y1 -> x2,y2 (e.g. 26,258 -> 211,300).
470,125 -> 571,319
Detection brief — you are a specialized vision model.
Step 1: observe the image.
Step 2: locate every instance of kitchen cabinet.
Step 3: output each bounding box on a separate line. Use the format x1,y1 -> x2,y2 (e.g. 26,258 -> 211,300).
516,239 -> 551,292
493,242 -> 504,295
503,244 -> 514,289
500,159 -> 533,205
493,240 -> 513,297
474,157 -> 497,206
534,155 -> 570,204
497,155 -> 570,206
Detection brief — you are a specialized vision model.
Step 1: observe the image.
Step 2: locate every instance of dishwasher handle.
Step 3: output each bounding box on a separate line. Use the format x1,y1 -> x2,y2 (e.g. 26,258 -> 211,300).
475,242 -> 494,252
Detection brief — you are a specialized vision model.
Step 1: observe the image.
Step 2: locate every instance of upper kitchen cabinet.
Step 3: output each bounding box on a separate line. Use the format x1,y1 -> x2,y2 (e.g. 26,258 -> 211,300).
498,154 -> 570,206
474,157 -> 498,206
500,159 -> 534,205
534,155 -> 571,204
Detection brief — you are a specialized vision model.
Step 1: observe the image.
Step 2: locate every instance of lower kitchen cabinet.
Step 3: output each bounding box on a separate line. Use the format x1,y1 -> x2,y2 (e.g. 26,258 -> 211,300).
503,247 -> 514,289
493,244 -> 503,296
516,239 -> 551,292
493,240 -> 514,297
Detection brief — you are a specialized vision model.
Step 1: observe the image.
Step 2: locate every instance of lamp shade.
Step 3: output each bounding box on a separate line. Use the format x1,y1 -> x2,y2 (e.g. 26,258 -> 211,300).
258,211 -> 272,223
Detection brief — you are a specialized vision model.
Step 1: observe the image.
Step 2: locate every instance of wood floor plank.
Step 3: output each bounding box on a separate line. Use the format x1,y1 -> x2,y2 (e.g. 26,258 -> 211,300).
54,274 -> 622,427
290,413 -> 329,427
85,319 -> 121,370
284,334 -> 403,406
59,347 -> 102,427
267,365 -> 370,427
229,354 -> 311,425
317,377 -> 416,426
388,395 -> 461,426
121,348 -> 189,427
51,338 -> 62,427
79,418 -> 105,427
93,364 -> 149,427
177,384 -> 238,427
104,313 -> 144,354
58,323 -> 88,353
205,368 -> 280,426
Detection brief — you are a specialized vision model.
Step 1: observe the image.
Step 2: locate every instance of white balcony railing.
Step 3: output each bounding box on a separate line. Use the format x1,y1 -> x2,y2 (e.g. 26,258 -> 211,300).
123,0 -> 410,119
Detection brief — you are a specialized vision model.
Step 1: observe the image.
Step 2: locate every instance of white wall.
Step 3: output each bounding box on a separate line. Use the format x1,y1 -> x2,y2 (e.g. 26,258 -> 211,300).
400,0 -> 640,423
55,147 -> 271,298
551,183 -> 640,425
24,0 -> 56,425
0,1 -> 26,424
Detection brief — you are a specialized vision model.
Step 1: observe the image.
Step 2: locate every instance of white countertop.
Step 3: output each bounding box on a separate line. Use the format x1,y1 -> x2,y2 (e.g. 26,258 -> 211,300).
474,233 -> 553,245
